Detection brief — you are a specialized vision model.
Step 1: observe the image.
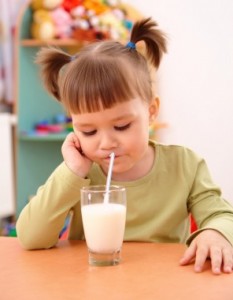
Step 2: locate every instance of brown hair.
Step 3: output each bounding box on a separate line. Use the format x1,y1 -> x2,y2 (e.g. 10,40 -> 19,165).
35,17 -> 167,113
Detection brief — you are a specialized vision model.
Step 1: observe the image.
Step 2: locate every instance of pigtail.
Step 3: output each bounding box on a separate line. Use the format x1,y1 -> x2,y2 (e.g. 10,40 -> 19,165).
130,17 -> 167,69
35,47 -> 72,101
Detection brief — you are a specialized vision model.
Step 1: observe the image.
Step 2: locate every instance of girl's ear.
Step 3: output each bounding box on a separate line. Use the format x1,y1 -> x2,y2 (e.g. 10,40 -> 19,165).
149,96 -> 160,124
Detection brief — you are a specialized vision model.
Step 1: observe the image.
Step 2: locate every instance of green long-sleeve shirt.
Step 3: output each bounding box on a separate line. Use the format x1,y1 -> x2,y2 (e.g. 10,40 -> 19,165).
16,141 -> 233,249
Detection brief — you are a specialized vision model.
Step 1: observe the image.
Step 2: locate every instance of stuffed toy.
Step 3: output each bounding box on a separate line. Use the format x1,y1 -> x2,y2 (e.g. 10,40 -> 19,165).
98,10 -> 129,40
31,9 -> 55,40
31,0 -> 63,11
62,0 -> 83,12
50,7 -> 73,38
30,0 -> 64,39
71,4 -> 106,41
83,0 -> 109,15
30,0 -> 135,41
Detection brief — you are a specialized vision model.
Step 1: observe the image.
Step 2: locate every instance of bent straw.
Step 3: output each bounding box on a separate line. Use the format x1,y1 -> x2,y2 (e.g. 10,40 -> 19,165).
104,152 -> 115,204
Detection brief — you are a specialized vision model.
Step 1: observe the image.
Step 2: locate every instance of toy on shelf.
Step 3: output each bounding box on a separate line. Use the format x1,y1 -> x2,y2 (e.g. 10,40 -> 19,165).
31,0 -> 63,11
50,7 -> 73,38
0,217 -> 16,237
29,0 -> 135,41
70,0 -> 134,41
30,0 -> 63,40
27,114 -> 73,136
31,10 -> 56,40
62,0 -> 83,12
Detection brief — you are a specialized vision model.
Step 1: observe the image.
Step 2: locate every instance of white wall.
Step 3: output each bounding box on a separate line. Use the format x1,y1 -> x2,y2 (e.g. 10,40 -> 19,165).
126,0 -> 233,203
0,113 -> 17,217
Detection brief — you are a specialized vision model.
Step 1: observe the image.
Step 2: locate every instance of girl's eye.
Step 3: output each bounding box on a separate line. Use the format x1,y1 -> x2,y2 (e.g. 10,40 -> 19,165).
82,130 -> 97,136
114,123 -> 131,131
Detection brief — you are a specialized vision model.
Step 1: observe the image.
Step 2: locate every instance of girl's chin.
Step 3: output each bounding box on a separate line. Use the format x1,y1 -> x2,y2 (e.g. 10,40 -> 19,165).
99,163 -> 130,176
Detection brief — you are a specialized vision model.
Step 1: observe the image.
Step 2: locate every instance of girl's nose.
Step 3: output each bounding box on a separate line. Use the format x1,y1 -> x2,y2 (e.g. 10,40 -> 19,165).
99,131 -> 117,150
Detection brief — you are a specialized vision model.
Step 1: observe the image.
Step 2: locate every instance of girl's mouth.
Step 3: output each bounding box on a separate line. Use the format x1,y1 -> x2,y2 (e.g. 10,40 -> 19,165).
102,155 -> 119,163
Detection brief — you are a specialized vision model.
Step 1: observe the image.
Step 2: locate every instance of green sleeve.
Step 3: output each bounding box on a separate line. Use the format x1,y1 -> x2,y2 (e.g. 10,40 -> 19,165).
16,162 -> 90,250
187,158 -> 233,246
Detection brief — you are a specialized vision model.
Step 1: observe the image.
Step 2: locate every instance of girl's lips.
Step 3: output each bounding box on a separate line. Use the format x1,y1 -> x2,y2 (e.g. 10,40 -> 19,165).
102,155 -> 119,161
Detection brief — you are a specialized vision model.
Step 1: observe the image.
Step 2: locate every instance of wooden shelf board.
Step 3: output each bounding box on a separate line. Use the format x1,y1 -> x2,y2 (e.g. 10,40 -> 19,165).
20,39 -> 88,47
19,132 -> 67,141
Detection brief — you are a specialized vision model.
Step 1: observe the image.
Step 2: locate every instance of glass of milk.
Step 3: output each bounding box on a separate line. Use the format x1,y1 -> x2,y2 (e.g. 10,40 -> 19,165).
81,185 -> 126,266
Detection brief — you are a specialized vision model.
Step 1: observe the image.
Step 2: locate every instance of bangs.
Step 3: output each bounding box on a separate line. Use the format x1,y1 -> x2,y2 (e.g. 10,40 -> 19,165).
60,56 -> 139,114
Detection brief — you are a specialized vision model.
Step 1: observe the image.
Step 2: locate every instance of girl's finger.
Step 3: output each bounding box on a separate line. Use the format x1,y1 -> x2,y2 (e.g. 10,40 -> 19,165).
210,246 -> 222,274
179,242 -> 197,265
222,248 -> 233,273
194,245 -> 209,273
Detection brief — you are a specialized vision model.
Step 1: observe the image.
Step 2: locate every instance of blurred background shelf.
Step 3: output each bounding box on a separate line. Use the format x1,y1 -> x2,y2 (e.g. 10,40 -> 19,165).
20,38 -> 87,47
19,132 -> 67,142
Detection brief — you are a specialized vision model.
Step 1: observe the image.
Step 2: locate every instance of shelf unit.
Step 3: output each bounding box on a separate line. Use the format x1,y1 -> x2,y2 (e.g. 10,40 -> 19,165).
15,5 -> 83,216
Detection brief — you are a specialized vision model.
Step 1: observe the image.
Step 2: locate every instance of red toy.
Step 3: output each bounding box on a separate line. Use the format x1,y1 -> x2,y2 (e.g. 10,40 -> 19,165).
62,0 -> 83,12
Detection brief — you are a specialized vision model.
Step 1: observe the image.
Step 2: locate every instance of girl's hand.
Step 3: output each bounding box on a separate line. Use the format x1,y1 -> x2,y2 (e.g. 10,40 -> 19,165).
179,229 -> 233,274
61,132 -> 92,178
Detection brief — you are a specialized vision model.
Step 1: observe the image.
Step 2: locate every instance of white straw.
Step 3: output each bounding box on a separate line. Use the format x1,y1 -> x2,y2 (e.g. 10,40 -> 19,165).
104,152 -> 115,204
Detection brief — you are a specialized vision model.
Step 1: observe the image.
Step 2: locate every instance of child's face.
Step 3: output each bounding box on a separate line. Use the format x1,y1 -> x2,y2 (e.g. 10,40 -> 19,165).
72,98 -> 157,180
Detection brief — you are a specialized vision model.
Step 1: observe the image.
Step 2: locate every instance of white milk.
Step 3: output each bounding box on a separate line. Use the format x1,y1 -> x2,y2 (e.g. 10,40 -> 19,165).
81,203 -> 126,253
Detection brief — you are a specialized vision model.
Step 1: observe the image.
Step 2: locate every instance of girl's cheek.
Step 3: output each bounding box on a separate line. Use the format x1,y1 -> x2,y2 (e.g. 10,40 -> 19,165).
79,141 -> 93,156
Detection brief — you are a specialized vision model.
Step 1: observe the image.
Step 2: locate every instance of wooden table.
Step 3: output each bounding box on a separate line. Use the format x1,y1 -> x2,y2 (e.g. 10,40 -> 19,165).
0,237 -> 232,300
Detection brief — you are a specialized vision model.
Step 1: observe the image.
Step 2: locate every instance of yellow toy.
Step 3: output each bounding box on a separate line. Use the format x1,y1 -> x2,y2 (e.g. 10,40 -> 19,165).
31,9 -> 55,40
30,0 -> 63,40
31,0 -> 63,11
83,0 -> 109,15
98,10 -> 129,40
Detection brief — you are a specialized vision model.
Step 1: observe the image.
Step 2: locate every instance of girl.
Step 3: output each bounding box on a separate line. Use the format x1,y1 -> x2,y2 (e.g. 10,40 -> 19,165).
16,18 -> 233,274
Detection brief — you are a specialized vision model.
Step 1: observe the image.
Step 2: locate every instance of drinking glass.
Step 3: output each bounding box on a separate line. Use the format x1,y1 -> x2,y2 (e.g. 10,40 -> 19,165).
81,185 -> 126,266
